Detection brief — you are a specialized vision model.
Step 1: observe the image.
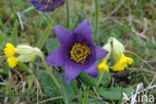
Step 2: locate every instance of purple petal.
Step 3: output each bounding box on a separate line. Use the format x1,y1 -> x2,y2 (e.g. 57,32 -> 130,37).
46,47 -> 65,66
83,62 -> 98,78
65,60 -> 82,84
28,0 -> 65,12
94,45 -> 108,59
74,19 -> 92,42
55,25 -> 73,47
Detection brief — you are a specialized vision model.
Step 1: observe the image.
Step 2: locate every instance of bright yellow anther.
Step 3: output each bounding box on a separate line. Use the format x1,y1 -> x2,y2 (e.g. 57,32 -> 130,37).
7,56 -> 18,68
70,43 -> 91,63
4,43 -> 16,57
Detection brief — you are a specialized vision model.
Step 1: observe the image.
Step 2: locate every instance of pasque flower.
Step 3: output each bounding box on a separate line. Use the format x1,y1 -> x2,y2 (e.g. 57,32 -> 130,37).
28,0 -> 65,12
46,19 -> 108,83
4,43 -> 42,68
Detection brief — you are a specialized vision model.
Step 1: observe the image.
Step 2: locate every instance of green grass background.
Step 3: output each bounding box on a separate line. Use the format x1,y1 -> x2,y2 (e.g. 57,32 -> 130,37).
0,0 -> 156,103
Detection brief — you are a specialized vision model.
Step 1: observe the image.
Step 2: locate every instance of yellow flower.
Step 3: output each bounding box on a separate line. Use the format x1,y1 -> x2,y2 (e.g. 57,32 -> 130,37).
98,43 -> 111,72
4,43 -> 42,68
112,38 -> 125,62
98,61 -> 109,72
4,43 -> 16,57
7,56 -> 18,68
113,53 -> 134,71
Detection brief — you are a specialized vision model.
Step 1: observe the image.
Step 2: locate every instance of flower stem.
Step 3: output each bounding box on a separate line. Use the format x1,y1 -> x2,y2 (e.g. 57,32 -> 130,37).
40,54 -> 61,91
96,72 -> 104,88
66,0 -> 70,29
95,0 -> 99,45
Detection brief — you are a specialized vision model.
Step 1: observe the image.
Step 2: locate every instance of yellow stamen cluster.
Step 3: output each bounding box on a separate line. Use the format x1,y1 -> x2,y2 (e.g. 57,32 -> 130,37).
70,43 -> 91,63
113,54 -> 134,71
98,61 -> 109,72
4,43 -> 18,68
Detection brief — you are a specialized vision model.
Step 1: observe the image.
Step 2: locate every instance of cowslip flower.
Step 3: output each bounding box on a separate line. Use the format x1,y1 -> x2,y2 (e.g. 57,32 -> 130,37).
28,0 -> 65,12
4,43 -> 42,68
98,43 -> 111,72
46,19 -> 108,83
112,38 -> 134,71
4,43 -> 16,57
7,56 -> 18,68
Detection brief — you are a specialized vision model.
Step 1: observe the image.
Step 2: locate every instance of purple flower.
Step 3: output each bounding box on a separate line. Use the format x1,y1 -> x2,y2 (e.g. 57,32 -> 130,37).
28,0 -> 65,12
46,19 -> 108,83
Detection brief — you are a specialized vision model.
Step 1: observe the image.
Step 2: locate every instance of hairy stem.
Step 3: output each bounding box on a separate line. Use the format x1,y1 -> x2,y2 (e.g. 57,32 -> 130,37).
96,72 -> 104,88
40,54 -> 61,91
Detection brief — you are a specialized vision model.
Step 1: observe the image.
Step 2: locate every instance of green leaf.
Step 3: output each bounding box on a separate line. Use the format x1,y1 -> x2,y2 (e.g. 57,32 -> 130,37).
98,87 -> 123,101
36,21 -> 54,49
61,79 -> 74,104
45,38 -> 60,55
101,72 -> 111,88
123,87 -> 135,97
11,20 -> 18,46
70,79 -> 78,95
98,87 -> 135,101
79,89 -> 83,104
39,70 -> 58,97
28,75 -> 34,89
0,18 -> 7,35
83,89 -> 89,104
17,62 -> 29,72
0,32 -> 4,44
79,73 -> 97,87
88,98 -> 104,104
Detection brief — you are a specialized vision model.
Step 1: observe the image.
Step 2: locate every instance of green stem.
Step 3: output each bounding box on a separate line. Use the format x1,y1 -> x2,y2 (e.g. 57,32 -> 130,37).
66,0 -> 70,29
96,72 -> 104,88
95,0 -> 99,45
40,54 -> 61,91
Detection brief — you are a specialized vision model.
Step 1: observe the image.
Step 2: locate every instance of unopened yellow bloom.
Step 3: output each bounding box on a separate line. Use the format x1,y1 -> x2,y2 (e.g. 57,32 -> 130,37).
113,53 -> 134,71
4,43 -> 16,57
7,56 -> 18,68
98,61 -> 109,72
4,43 -> 42,68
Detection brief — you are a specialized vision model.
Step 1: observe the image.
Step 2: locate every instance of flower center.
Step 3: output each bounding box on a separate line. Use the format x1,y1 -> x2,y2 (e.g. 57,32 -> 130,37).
70,43 -> 91,63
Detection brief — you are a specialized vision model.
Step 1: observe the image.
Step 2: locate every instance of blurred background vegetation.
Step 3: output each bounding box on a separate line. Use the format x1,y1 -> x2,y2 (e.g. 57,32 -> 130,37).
0,0 -> 156,104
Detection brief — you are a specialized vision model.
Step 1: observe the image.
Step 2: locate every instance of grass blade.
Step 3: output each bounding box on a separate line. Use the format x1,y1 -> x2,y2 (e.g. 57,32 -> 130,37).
11,20 -> 18,46
36,21 -> 54,49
